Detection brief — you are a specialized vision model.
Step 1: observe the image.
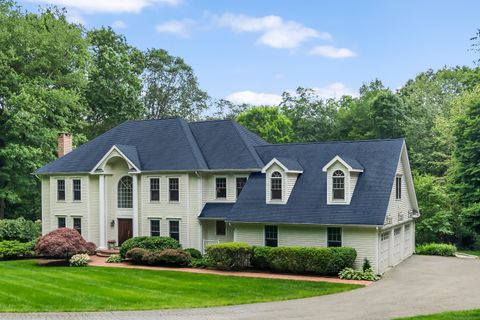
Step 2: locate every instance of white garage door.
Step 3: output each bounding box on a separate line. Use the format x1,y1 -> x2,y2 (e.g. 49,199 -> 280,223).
380,232 -> 390,273
393,227 -> 401,264
404,223 -> 411,257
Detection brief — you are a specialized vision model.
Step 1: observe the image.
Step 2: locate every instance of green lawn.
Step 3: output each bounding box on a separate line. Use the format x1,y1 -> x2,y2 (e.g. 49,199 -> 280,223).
397,309 -> 480,319
458,250 -> 480,257
0,260 -> 361,312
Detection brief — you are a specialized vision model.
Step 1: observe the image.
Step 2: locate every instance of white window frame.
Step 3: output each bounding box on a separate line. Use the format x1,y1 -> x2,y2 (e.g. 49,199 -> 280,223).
395,175 -> 402,200
72,178 -> 82,202
332,170 -> 346,202
214,176 -> 228,200
270,171 -> 283,201
56,178 -> 66,202
117,176 -> 133,209
264,225 -> 279,247
150,219 -> 161,236
168,177 -> 180,203
326,227 -> 343,247
149,177 -> 161,202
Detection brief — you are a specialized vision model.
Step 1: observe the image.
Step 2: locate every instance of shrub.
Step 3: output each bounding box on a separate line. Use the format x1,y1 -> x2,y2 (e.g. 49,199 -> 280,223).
416,243 -> 457,256
205,242 -> 252,270
125,248 -> 149,264
69,254 -> 90,267
339,267 -> 378,281
0,218 -> 41,242
145,249 -> 191,267
0,240 -> 35,259
106,254 -> 122,263
35,228 -> 96,259
251,246 -> 357,275
120,236 -> 180,258
189,258 -> 212,268
362,258 -> 372,272
184,248 -> 202,259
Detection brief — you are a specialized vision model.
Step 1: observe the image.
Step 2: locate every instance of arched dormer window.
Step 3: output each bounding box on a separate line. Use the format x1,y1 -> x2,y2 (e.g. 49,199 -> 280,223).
271,171 -> 282,200
332,170 -> 345,200
118,176 -> 133,208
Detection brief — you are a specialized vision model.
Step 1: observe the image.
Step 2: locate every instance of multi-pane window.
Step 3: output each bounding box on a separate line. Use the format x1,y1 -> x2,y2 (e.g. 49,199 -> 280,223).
57,179 -> 65,201
394,227 -> 401,236
327,227 -> 342,247
118,176 -> 133,208
216,177 -> 227,198
265,225 -> 278,247
150,220 -> 160,237
236,177 -> 247,197
150,178 -> 160,201
58,217 -> 66,228
216,220 -> 226,236
73,179 -> 81,201
169,220 -> 180,241
270,172 -> 282,200
169,178 -> 179,202
332,170 -> 345,200
396,176 -> 402,199
73,217 -> 82,235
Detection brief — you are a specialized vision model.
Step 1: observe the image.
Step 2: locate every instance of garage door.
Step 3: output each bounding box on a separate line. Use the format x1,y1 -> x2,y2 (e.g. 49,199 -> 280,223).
380,232 -> 390,273
393,227 -> 401,264
404,223 -> 411,257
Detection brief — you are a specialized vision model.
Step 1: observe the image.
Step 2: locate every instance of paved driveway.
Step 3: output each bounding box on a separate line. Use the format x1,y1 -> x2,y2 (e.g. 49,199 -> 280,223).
2,255 -> 479,320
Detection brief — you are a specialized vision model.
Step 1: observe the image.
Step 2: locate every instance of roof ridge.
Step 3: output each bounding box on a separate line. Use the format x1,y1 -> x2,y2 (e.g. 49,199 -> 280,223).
177,118 -> 208,169
231,121 -> 265,168
255,137 -> 405,147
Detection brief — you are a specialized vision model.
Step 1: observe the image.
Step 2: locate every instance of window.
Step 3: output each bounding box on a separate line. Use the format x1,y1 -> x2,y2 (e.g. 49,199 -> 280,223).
72,179 -> 81,201
73,218 -> 82,235
150,178 -> 160,201
216,220 -> 226,236
381,232 -> 389,241
405,223 -> 410,232
216,177 -> 227,198
396,176 -> 402,199
327,227 -> 342,247
169,220 -> 180,241
332,170 -> 345,200
236,177 -> 247,197
394,227 -> 401,236
169,178 -> 179,202
57,217 -> 66,228
150,220 -> 160,237
117,176 -> 133,208
265,225 -> 278,247
57,179 -> 65,201
270,172 -> 282,200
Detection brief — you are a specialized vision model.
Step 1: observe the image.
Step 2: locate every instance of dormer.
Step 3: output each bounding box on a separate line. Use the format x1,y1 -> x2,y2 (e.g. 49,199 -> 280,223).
261,157 -> 303,204
90,145 -> 142,174
322,155 -> 363,205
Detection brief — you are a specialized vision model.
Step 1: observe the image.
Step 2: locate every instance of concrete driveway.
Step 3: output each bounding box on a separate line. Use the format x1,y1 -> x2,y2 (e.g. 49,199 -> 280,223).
2,255 -> 479,320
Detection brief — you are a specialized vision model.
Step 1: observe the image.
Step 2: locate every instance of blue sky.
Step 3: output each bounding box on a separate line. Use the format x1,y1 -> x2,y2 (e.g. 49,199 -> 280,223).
21,0 -> 480,105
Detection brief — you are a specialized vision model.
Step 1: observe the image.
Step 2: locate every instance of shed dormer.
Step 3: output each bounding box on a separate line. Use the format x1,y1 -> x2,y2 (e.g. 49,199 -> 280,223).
322,155 -> 363,205
261,157 -> 303,204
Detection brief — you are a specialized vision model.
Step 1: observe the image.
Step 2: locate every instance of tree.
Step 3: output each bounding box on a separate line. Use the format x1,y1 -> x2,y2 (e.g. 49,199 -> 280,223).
370,91 -> 408,138
85,27 -> 144,138
236,107 -> 293,143
142,49 -> 208,121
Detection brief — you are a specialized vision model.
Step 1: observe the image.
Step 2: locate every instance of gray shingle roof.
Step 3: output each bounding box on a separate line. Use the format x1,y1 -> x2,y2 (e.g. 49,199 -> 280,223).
115,145 -> 141,170
199,203 -> 235,219
274,157 -> 304,172
339,156 -> 364,170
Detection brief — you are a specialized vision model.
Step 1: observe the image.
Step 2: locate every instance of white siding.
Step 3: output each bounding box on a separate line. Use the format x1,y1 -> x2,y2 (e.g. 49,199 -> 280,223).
278,225 -> 326,247
41,177 -> 50,235
265,163 -> 297,204
233,224 -> 264,245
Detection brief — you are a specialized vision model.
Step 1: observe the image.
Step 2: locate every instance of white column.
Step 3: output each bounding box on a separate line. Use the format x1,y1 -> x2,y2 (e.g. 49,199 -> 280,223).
99,175 -> 107,249
132,174 -> 139,237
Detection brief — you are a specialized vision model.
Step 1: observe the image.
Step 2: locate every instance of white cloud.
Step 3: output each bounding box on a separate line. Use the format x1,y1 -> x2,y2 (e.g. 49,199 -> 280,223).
226,91 -> 282,106
308,45 -> 357,58
155,19 -> 195,37
311,83 -> 358,99
29,0 -> 181,14
216,13 -> 330,49
111,20 -> 127,29
65,12 -> 86,25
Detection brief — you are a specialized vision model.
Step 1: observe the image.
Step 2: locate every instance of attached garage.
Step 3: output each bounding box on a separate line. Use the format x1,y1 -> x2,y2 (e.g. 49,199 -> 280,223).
404,223 -> 412,257
379,232 -> 390,273
393,227 -> 402,264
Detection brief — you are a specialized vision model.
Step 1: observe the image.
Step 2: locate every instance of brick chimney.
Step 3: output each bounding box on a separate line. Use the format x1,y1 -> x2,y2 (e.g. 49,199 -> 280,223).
58,133 -> 72,158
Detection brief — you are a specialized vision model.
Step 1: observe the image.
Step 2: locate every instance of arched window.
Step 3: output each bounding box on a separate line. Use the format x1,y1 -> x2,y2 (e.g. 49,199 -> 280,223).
118,176 -> 133,208
271,171 -> 282,200
332,170 -> 345,200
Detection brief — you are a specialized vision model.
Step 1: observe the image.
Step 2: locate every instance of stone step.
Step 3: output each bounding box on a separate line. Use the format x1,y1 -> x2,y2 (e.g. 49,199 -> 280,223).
96,249 -> 120,257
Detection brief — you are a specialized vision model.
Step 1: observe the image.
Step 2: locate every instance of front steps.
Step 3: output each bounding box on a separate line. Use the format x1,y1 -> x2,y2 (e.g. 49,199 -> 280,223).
96,249 -> 120,257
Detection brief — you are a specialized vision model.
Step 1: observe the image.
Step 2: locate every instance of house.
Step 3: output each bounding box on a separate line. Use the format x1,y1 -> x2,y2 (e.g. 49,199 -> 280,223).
36,118 -> 419,274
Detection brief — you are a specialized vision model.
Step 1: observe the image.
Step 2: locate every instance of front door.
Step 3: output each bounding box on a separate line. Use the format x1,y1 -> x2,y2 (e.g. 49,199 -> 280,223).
118,218 -> 133,246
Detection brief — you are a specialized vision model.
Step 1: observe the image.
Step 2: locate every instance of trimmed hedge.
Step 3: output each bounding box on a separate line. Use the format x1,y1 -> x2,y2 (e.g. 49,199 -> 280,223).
252,246 -> 357,275
125,248 -> 191,266
416,243 -> 457,256
120,236 -> 181,258
0,240 -> 35,259
184,248 -> 202,259
0,218 -> 41,242
205,242 -> 252,270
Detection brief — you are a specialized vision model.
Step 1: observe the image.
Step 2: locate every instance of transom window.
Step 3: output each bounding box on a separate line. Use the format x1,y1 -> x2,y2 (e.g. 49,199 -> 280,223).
327,227 -> 342,247
236,177 -> 247,197
265,225 -> 278,247
216,220 -> 226,236
150,178 -> 160,201
270,171 -> 282,200
73,217 -> 82,235
72,179 -> 81,201
169,178 -> 179,202
216,177 -> 227,198
332,170 -> 345,200
150,220 -> 160,237
169,220 -> 180,241
395,176 -> 402,199
117,176 -> 133,208
57,179 -> 65,201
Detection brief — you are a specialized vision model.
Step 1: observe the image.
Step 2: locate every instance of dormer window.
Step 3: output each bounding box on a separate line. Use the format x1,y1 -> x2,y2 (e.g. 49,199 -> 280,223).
332,170 -> 345,200
271,171 -> 282,200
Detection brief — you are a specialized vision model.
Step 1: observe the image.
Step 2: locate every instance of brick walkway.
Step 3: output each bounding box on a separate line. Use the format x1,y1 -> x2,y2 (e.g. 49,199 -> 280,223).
89,255 -> 372,286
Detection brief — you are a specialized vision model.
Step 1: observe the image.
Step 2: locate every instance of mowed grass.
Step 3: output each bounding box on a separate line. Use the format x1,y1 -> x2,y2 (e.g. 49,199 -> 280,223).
458,250 -> 480,257
0,260 -> 361,312
397,309 -> 480,319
